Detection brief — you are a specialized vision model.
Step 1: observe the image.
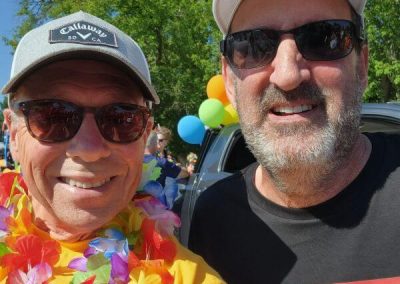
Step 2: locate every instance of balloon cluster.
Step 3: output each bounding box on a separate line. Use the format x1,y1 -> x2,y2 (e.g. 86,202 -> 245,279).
177,75 -> 239,145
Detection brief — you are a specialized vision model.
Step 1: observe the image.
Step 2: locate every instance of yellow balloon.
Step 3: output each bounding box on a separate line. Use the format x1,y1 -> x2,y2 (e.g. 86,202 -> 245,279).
222,104 -> 239,125
206,74 -> 229,105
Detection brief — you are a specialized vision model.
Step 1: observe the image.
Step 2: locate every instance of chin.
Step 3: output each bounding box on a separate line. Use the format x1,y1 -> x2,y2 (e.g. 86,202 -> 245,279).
59,208 -> 116,234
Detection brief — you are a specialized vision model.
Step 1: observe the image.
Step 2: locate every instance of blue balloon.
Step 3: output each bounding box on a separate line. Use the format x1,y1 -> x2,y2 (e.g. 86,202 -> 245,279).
177,115 -> 206,145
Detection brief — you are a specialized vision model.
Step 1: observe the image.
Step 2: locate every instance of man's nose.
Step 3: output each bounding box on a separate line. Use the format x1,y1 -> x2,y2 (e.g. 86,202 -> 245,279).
268,35 -> 311,91
66,114 -> 111,162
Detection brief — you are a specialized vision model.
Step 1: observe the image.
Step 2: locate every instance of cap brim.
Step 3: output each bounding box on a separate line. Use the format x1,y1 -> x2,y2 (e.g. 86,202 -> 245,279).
2,49 -> 160,104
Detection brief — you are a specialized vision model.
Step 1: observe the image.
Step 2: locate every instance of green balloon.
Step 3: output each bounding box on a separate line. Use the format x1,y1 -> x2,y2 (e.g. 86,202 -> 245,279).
198,98 -> 225,128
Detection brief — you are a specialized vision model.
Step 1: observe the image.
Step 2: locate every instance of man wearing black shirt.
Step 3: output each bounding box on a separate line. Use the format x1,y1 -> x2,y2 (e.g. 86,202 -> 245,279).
189,0 -> 400,283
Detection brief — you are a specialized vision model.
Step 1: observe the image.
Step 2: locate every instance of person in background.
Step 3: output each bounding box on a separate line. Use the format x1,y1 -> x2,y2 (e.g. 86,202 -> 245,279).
141,131 -> 189,208
156,125 -> 173,160
186,152 -> 198,176
155,125 -> 190,209
189,0 -> 400,283
0,11 -> 224,283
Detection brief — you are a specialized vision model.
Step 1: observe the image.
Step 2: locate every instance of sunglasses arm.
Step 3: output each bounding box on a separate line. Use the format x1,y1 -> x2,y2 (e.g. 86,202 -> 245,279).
220,39 -> 226,56
354,13 -> 366,42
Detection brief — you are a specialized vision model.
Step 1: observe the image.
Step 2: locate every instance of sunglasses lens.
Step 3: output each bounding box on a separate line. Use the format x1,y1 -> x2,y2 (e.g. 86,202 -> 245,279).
226,29 -> 278,69
96,104 -> 149,143
23,101 -> 81,142
224,20 -> 356,69
296,21 -> 354,61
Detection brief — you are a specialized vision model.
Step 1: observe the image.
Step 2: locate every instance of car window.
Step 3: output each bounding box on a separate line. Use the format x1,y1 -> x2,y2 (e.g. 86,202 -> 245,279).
360,117 -> 400,133
195,129 -> 220,174
222,130 -> 256,173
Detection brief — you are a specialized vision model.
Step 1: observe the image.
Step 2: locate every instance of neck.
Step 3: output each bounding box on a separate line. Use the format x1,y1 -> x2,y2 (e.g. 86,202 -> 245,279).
255,134 -> 372,208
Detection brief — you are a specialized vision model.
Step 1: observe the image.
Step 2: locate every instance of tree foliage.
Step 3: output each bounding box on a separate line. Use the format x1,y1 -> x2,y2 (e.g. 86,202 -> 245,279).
2,0 -> 400,154
364,0 -> 400,102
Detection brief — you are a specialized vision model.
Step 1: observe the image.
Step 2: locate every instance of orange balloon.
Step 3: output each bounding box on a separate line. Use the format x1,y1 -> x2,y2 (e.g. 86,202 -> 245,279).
206,74 -> 229,105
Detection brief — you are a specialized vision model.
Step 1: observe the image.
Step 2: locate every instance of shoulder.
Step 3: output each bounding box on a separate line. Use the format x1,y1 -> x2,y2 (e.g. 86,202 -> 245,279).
170,238 -> 226,283
360,132 -> 400,191
195,162 -> 257,212
367,131 -> 400,147
366,132 -> 400,163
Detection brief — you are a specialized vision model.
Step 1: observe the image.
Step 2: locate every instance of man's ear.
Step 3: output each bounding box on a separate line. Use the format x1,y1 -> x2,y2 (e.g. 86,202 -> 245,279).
222,57 -> 237,109
3,109 -> 19,163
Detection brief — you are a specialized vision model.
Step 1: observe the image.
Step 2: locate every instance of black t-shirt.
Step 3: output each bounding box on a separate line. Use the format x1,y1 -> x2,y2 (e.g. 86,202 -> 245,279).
189,133 -> 400,284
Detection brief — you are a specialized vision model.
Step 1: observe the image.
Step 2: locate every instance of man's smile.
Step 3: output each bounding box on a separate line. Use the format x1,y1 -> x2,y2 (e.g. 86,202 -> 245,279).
59,176 -> 113,189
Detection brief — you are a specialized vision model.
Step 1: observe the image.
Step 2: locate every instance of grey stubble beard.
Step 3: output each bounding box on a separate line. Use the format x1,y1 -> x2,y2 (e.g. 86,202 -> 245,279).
235,74 -> 363,194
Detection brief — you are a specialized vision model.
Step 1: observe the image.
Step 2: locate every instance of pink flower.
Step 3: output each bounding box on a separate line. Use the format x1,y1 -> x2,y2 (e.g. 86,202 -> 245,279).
135,198 -> 181,236
7,262 -> 52,284
0,205 -> 13,232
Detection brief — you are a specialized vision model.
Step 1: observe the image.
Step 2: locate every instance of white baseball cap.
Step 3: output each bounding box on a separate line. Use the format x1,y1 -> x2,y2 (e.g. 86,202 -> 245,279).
213,0 -> 367,35
2,11 -> 160,104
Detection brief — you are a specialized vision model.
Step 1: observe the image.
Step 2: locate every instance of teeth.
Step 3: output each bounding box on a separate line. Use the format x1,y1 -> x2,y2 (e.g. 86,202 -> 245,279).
62,177 -> 111,189
273,105 -> 313,114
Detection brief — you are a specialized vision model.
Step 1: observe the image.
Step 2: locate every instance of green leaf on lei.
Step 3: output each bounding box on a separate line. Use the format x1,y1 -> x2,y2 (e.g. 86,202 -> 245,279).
127,231 -> 140,248
150,166 -> 162,181
71,254 -> 111,284
0,243 -> 11,257
139,158 -> 162,191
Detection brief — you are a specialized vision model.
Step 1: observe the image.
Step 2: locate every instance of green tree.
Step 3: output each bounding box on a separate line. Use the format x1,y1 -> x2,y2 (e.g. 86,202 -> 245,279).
4,0 -> 400,153
364,0 -> 400,102
4,0 -> 221,157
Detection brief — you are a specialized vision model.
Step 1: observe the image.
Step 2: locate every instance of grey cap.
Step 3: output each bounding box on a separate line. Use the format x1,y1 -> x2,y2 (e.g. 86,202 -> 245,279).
2,11 -> 160,104
213,0 -> 367,35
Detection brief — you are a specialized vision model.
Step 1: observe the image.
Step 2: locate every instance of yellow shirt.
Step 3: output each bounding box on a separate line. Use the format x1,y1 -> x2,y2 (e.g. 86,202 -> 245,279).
0,192 -> 225,283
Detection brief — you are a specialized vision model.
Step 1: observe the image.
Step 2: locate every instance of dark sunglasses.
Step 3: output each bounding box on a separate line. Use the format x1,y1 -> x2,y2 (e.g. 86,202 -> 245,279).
14,99 -> 151,144
220,20 -> 364,69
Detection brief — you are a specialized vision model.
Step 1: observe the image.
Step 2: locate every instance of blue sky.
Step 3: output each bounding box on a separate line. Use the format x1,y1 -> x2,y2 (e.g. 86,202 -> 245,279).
0,1 -> 21,100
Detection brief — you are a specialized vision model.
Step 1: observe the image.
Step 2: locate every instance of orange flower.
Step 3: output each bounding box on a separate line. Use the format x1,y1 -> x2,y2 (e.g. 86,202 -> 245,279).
0,173 -> 27,205
1,234 -> 61,272
7,207 -> 34,237
128,251 -> 141,270
139,219 -> 176,262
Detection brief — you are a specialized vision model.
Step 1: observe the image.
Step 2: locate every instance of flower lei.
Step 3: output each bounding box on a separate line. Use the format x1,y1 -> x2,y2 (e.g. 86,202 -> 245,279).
0,172 -> 181,283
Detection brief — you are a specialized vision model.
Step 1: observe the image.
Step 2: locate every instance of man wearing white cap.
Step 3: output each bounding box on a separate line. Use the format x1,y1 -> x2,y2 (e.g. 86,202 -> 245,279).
0,11 -> 224,283
189,0 -> 400,283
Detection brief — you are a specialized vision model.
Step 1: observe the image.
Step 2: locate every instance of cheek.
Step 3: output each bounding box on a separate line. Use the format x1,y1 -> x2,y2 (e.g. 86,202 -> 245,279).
312,65 -> 347,90
311,62 -> 358,113
311,54 -> 359,94
15,131 -> 64,201
234,72 -> 269,122
118,142 -> 146,181
16,130 -> 61,172
236,68 -> 272,97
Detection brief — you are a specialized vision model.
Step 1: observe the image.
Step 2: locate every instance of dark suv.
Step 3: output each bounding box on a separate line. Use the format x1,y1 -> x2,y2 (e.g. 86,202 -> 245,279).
178,103 -> 400,246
